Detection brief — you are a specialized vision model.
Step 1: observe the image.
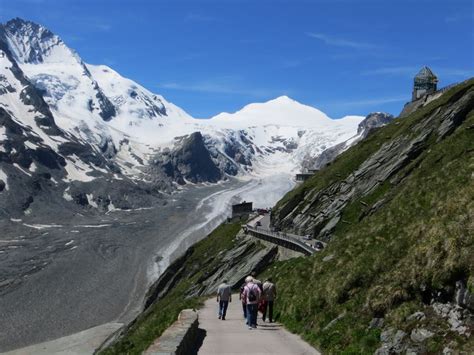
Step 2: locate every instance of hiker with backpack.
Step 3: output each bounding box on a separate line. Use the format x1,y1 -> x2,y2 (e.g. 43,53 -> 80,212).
239,281 -> 247,319
250,271 -> 265,322
251,271 -> 263,292
217,279 -> 232,320
242,276 -> 261,329
262,277 -> 277,323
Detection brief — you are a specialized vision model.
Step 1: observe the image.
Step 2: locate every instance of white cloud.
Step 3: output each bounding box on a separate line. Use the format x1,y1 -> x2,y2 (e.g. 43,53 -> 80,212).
306,32 -> 375,49
437,68 -> 474,78
71,17 -> 112,32
157,79 -> 289,98
361,66 -> 417,76
326,96 -> 408,108
361,66 -> 474,79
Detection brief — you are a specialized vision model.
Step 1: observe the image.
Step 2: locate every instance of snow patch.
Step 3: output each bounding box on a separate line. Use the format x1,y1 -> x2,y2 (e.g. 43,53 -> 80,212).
23,223 -> 63,230
63,188 -> 73,201
24,140 -> 38,150
13,163 -> 32,176
86,194 -> 98,208
75,224 -> 112,228
0,126 -> 7,140
63,156 -> 95,182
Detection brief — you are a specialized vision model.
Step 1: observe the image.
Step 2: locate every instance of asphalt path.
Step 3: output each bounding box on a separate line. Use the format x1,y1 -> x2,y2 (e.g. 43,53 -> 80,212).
198,295 -> 320,354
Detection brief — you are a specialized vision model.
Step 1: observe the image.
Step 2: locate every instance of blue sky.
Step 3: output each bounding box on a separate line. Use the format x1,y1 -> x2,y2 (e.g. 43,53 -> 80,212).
1,0 -> 473,118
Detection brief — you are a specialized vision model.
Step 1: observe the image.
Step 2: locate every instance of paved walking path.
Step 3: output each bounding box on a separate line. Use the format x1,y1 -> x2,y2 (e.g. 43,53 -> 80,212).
198,295 -> 320,355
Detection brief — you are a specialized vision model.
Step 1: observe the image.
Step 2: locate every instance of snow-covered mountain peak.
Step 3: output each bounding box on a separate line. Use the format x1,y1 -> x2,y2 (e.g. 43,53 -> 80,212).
267,95 -> 300,105
3,17 -> 78,65
209,95 -> 345,130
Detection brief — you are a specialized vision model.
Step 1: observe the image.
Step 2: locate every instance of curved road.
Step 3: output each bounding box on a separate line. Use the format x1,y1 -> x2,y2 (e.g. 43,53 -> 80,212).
198,295 -> 320,355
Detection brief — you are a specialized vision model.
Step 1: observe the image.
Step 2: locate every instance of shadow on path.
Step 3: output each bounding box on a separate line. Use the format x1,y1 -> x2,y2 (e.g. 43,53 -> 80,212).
190,328 -> 207,355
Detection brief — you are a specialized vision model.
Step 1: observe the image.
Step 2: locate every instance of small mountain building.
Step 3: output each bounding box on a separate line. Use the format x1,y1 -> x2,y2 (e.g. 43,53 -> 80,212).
412,66 -> 438,101
232,201 -> 253,218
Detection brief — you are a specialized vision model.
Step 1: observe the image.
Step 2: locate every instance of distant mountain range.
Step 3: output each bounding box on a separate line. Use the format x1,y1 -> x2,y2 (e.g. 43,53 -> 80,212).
0,17 -> 393,218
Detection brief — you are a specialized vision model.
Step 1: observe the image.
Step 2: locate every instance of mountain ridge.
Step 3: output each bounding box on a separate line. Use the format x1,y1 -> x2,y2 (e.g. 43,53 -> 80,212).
269,78 -> 474,353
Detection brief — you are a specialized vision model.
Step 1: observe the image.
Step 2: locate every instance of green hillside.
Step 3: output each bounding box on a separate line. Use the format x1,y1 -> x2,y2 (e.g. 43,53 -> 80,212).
268,79 -> 474,353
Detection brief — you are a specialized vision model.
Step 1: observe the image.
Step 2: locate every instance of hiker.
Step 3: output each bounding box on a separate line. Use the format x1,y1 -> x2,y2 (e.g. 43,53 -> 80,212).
242,276 -> 261,329
217,279 -> 232,320
262,277 -> 277,323
251,271 -> 263,292
239,281 -> 247,319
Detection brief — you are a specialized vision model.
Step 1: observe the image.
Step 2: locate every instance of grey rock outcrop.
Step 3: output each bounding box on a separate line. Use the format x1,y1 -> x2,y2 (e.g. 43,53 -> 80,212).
357,112 -> 394,135
194,237 -> 278,296
375,328 -> 408,354
151,132 -> 222,185
455,280 -> 474,311
432,302 -> 472,336
406,311 -> 426,322
410,328 -> 434,343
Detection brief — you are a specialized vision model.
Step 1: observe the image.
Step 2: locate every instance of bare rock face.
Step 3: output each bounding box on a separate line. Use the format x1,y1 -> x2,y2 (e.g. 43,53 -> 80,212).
196,237 -> 278,295
152,132 -> 222,185
357,112 -> 394,135
305,140 -> 347,171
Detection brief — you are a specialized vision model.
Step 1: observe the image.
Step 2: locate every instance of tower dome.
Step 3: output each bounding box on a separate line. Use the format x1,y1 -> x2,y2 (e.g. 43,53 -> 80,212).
412,66 -> 438,101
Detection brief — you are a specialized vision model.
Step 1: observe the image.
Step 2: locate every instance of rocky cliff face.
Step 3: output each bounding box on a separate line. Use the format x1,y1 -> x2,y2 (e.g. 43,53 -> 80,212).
150,132 -> 222,185
356,112 -> 394,135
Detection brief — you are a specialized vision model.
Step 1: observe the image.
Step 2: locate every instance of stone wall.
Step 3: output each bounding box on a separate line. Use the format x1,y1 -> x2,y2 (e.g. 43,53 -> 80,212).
144,309 -> 199,355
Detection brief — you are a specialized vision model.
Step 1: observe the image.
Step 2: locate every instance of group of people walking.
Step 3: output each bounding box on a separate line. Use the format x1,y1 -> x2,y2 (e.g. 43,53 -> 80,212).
216,272 -> 276,330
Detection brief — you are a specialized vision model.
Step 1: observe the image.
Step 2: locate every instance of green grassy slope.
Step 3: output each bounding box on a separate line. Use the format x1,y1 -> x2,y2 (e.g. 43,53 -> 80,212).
267,80 -> 474,353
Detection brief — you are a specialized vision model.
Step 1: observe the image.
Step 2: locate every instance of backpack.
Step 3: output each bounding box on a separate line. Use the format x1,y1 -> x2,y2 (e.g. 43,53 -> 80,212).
248,284 -> 257,302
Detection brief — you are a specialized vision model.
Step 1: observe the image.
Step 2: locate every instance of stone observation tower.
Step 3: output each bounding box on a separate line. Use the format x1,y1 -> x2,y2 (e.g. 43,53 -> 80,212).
412,66 -> 438,101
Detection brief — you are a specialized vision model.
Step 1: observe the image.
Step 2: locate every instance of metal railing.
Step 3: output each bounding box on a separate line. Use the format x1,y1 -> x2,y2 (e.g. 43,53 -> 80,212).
245,225 -> 318,255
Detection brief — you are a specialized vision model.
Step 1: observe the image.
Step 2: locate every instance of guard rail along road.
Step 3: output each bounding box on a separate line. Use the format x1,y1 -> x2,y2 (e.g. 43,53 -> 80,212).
244,225 -> 322,256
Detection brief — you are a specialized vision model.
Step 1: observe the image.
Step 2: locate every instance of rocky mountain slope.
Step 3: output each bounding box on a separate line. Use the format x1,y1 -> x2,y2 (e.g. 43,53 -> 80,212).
0,33 -> 150,218
268,79 -> 474,353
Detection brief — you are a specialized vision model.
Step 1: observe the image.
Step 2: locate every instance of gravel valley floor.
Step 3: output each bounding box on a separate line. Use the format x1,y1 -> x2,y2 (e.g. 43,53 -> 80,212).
0,177 -> 293,352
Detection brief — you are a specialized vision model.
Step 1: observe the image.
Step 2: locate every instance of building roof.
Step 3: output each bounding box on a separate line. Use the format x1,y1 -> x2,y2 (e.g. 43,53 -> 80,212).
415,66 -> 437,80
